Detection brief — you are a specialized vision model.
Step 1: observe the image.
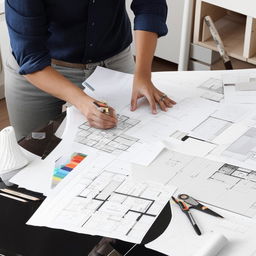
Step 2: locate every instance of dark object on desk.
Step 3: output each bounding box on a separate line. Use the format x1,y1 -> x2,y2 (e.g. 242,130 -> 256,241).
178,194 -> 224,218
204,16 -> 233,70
142,202 -> 172,245
89,238 -> 167,256
172,196 -> 202,236
18,114 -> 65,157
0,195 -> 102,256
0,248 -> 22,256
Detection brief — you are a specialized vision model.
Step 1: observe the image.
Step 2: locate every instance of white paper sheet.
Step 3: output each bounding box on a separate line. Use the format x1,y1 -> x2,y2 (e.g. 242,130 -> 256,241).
132,149 -> 256,218
191,116 -> 232,142
11,67 -> 256,255
55,117 -> 67,139
163,138 -> 216,157
198,77 -> 224,103
83,66 -> 133,111
1,148 -> 40,185
224,85 -> 256,104
147,201 -> 256,256
211,104 -> 254,123
10,158 -> 53,195
10,138 -> 116,195
27,158 -> 177,244
146,203 -> 228,256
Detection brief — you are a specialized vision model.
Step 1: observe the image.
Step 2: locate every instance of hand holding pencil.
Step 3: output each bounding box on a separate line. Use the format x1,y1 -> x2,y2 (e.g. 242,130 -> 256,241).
78,95 -> 117,129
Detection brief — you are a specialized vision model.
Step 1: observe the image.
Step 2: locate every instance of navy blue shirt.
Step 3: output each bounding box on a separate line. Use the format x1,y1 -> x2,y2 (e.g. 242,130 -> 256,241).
5,0 -> 168,75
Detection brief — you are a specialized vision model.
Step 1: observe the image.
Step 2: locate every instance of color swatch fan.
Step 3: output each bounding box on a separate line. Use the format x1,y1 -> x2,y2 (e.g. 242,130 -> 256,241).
52,153 -> 87,188
0,126 -> 28,174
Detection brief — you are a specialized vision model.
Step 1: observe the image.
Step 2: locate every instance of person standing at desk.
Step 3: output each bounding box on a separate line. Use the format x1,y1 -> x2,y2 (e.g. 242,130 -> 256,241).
5,0 -> 176,140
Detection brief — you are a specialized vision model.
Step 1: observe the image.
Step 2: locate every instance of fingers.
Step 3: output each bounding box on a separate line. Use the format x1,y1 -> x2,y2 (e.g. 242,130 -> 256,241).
131,92 -> 138,112
88,117 -> 116,129
157,95 -> 167,112
146,92 -> 157,114
157,94 -> 176,110
88,106 -> 117,129
132,90 -> 176,114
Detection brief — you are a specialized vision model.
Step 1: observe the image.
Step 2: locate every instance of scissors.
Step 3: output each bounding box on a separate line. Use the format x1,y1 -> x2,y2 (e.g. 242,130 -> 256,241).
172,196 -> 202,235
178,194 -> 224,218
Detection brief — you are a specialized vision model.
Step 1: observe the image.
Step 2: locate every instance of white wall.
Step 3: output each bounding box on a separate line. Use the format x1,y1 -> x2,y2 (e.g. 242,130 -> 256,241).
126,0 -> 185,64
0,0 -> 10,99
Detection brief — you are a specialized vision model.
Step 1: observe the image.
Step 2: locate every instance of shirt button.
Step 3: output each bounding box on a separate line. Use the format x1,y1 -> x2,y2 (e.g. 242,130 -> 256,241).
91,22 -> 95,26
88,60 -> 92,63
89,43 -> 93,47
92,0 -> 95,3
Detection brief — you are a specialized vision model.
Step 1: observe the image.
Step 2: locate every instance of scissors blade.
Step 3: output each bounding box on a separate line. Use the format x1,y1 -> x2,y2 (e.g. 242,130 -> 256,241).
196,203 -> 224,218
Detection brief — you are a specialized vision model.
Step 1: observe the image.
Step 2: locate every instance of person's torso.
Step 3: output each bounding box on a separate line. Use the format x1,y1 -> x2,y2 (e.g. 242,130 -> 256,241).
44,0 -> 132,63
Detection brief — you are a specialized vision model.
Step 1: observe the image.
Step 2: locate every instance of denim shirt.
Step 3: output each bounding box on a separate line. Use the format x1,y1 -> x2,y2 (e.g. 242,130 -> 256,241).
5,0 -> 168,75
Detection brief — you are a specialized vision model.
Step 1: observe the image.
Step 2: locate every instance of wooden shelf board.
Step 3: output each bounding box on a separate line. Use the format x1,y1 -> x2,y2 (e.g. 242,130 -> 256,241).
198,41 -> 246,61
248,56 -> 256,65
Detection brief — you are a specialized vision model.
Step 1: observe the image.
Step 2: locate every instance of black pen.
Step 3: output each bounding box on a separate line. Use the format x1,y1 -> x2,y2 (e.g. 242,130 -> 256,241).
172,196 -> 201,236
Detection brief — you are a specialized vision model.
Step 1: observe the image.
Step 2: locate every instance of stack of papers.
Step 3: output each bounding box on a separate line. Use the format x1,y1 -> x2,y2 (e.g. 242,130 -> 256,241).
10,67 -> 256,256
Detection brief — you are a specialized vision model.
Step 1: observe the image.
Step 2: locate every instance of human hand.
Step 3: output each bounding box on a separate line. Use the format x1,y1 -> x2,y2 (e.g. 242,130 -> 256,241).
130,75 -> 176,114
78,95 -> 117,129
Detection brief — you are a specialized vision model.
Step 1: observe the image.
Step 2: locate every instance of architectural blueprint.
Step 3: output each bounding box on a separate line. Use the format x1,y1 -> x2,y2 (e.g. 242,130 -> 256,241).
22,67 -> 256,256
133,149 -> 256,218
28,160 -> 176,243
75,115 -> 140,155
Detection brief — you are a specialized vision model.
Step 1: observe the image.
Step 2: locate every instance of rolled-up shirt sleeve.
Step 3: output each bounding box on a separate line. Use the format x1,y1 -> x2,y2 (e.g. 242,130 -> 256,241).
5,0 -> 50,75
131,0 -> 168,37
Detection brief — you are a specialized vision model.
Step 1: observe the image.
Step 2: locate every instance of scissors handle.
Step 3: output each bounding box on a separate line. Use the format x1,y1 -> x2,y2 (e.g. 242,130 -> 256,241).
172,196 -> 201,236
178,194 -> 224,218
178,194 -> 199,207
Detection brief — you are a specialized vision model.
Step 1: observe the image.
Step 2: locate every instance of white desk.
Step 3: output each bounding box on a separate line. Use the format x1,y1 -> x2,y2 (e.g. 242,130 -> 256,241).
10,68 -> 256,256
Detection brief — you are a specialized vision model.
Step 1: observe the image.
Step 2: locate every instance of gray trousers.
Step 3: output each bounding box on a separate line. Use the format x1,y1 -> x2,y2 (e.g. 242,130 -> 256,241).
5,47 -> 135,140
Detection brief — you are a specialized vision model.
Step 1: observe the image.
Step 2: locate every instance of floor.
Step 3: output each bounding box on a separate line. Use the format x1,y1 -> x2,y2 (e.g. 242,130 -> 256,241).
0,57 -> 178,131
0,97 -> 9,130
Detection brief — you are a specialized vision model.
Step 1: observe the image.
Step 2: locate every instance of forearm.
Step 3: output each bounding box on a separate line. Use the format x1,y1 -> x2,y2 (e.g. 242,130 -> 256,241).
24,66 -> 90,110
131,30 -> 175,113
134,30 -> 158,79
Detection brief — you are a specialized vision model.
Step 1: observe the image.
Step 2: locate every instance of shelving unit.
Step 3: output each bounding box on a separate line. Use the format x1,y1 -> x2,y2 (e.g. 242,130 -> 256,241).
193,0 -> 256,66
247,18 -> 256,64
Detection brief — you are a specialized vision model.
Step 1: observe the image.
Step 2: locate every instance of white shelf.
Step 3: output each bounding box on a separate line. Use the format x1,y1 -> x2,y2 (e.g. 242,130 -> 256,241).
194,0 -> 256,66
201,0 -> 256,18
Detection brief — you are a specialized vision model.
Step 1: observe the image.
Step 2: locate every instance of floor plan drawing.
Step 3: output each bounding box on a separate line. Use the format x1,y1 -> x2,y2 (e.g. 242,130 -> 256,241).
133,149 -> 256,218
209,164 -> 256,189
75,115 -> 140,155
28,167 -> 174,243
